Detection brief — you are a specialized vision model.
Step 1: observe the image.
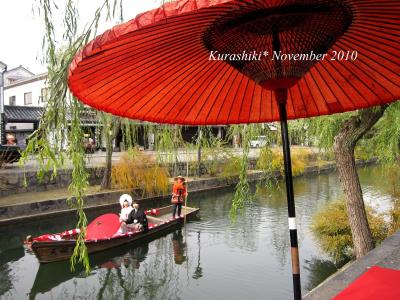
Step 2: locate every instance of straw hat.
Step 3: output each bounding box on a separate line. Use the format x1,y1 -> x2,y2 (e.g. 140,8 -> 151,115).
119,194 -> 133,208
174,175 -> 186,182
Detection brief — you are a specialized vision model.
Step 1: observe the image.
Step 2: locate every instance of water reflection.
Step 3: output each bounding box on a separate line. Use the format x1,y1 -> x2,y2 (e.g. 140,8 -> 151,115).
172,230 -> 186,265
0,247 -> 25,297
29,242 -> 149,299
303,257 -> 340,291
192,231 -> 203,280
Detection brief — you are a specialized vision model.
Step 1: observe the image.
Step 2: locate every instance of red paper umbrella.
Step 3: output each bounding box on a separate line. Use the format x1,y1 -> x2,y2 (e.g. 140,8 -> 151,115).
68,0 -> 400,125
68,1 -> 400,299
86,213 -> 121,241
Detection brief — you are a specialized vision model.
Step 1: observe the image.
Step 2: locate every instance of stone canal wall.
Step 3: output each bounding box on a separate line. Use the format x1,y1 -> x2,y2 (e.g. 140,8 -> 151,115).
0,158 -> 376,225
0,167 -> 105,198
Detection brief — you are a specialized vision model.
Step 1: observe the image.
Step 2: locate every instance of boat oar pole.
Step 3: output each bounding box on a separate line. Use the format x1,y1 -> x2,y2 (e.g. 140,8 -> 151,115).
184,181 -> 188,225
276,88 -> 302,300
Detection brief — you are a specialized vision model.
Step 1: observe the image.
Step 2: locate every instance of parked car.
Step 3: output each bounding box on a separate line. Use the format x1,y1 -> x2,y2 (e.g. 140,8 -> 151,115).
0,145 -> 21,163
249,136 -> 268,148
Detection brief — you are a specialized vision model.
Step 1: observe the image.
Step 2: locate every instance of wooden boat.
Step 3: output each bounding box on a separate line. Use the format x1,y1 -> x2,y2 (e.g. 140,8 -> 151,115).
25,205 -> 199,263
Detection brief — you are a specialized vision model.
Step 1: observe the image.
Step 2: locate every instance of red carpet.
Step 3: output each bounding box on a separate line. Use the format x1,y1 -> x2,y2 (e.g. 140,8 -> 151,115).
334,266 -> 400,300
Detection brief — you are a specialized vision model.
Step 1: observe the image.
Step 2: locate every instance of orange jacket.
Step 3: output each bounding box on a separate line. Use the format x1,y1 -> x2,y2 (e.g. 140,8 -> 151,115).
172,182 -> 187,197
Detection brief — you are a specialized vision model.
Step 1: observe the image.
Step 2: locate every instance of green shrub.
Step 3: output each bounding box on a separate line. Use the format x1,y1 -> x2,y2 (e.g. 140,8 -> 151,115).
387,164 -> 400,234
201,144 -> 235,177
256,147 -> 311,177
220,156 -> 242,179
311,199 -> 389,263
257,147 -> 282,174
354,144 -> 375,161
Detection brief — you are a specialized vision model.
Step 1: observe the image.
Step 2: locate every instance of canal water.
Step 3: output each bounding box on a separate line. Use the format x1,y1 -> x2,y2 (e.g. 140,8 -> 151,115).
0,165 -> 395,300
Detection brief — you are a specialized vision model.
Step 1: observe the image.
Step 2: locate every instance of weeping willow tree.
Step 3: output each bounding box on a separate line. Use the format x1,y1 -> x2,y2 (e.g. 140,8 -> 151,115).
100,113 -> 121,190
155,124 -> 185,175
193,126 -> 226,177
227,124 -> 264,218
308,102 -> 400,258
19,0 -> 127,272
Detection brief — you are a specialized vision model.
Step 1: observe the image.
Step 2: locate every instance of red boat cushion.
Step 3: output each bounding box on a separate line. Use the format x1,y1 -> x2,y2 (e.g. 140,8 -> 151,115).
334,266 -> 400,300
86,213 -> 121,240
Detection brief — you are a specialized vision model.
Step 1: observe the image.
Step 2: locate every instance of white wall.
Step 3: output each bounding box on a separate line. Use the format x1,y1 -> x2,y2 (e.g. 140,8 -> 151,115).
4,67 -> 33,84
4,78 -> 47,107
6,122 -> 34,130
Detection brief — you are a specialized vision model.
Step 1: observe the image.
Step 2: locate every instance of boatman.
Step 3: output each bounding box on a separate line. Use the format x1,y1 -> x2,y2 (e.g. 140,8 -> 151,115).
171,176 -> 188,218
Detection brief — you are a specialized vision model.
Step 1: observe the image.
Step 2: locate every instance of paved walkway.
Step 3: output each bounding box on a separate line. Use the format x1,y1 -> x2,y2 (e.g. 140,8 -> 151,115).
1,146 -> 320,172
304,230 -> 400,299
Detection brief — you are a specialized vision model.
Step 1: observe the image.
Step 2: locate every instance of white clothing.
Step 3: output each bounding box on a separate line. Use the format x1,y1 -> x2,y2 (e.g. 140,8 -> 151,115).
120,206 -> 133,222
119,194 -> 133,207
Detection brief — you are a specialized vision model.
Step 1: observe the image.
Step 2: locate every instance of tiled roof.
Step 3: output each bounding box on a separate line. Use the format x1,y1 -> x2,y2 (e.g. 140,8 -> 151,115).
4,105 -> 100,124
4,105 -> 44,122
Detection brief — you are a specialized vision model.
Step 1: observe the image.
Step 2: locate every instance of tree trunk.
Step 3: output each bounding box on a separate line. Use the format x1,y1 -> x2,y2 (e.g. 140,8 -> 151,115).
101,134 -> 113,190
101,119 -> 121,190
333,106 -> 387,258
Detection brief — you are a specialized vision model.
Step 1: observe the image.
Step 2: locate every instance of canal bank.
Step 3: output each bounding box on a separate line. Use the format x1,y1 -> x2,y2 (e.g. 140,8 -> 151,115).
304,230 -> 400,300
0,158 -> 376,225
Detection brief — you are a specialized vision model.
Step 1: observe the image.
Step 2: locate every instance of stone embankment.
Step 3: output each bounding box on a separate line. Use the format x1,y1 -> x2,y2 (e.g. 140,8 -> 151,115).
0,158 -> 376,224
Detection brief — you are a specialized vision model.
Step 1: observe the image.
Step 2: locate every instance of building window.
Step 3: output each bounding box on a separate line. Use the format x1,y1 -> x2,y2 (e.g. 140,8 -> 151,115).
9,96 -> 16,106
24,92 -> 32,105
40,88 -> 48,103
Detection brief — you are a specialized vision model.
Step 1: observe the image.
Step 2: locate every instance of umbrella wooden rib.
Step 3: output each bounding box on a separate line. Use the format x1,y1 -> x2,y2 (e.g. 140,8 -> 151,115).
202,66 -> 242,122
329,47 -> 394,101
87,45 -> 208,109
321,60 -> 371,108
147,62 -> 228,123
291,81 -> 317,117
73,25 -> 209,86
178,64 -> 236,122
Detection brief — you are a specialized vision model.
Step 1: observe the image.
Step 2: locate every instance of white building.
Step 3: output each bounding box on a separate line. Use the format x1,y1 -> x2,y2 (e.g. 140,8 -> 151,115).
3,66 -> 48,107
0,64 -> 230,151
0,66 -> 47,148
1,65 -> 103,149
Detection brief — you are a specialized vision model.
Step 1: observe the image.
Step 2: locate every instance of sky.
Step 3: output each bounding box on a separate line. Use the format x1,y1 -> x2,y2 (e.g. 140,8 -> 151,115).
0,0 -> 161,74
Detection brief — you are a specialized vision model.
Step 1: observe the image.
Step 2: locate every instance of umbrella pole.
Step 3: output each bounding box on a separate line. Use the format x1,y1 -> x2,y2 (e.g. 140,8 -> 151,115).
276,89 -> 302,300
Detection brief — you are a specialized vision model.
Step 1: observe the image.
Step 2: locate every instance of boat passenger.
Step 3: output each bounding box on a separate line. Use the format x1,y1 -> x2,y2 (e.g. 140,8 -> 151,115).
121,200 -> 148,233
119,194 -> 133,222
171,176 -> 188,218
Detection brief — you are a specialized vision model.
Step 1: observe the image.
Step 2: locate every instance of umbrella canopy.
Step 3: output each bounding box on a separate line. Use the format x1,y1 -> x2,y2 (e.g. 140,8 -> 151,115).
68,0 -> 400,125
86,213 -> 121,240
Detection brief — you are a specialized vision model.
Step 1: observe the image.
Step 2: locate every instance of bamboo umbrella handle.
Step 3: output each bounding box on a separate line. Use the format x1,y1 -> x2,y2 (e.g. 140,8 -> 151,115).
184,182 -> 188,225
